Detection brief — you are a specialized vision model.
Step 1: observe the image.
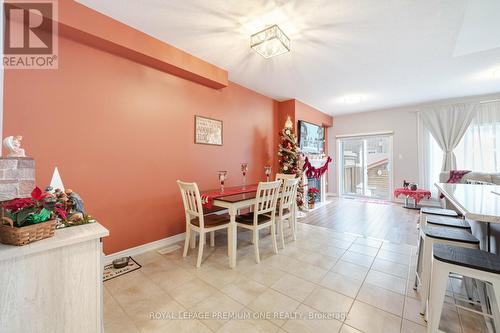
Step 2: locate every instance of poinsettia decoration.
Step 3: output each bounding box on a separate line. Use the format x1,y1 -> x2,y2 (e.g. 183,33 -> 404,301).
307,187 -> 320,202
1,187 -> 55,227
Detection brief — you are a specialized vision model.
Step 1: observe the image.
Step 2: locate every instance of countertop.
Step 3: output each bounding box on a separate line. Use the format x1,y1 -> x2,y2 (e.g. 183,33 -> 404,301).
436,183 -> 500,223
0,222 -> 109,261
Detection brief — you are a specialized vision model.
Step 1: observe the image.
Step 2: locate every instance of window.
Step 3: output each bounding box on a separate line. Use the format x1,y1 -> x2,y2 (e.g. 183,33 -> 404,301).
420,101 -> 500,197
454,103 -> 500,172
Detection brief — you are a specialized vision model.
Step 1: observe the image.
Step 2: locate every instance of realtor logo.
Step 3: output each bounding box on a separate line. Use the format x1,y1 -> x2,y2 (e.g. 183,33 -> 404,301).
3,0 -> 58,69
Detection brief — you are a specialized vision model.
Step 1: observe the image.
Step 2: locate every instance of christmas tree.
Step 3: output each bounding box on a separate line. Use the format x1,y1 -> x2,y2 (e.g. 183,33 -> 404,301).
278,117 -> 306,210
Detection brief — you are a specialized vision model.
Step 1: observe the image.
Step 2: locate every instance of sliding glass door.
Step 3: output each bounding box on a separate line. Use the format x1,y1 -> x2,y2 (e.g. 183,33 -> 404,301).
339,135 -> 392,199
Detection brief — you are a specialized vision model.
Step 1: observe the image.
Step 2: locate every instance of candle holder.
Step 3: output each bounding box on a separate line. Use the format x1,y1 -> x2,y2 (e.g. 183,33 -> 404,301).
264,166 -> 272,182
241,163 -> 248,189
218,171 -> 227,192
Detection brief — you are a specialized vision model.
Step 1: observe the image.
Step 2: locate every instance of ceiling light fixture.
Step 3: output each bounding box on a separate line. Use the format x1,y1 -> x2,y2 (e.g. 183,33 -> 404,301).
251,24 -> 290,59
341,94 -> 365,104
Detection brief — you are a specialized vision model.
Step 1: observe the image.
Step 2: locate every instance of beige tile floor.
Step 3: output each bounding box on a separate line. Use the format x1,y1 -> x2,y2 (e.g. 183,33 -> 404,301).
104,211 -> 489,333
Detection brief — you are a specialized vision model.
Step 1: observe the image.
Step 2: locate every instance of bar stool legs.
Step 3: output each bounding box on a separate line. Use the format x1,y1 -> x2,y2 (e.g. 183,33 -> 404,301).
427,259 -> 500,333
427,259 -> 452,332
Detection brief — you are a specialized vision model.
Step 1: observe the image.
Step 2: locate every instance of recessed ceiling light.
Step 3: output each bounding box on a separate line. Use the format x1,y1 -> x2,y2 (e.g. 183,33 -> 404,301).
340,94 -> 365,104
251,25 -> 290,59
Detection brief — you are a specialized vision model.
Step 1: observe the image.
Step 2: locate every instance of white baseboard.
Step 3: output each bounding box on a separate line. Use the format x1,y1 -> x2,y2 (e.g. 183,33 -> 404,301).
326,192 -> 338,197
105,232 -> 186,264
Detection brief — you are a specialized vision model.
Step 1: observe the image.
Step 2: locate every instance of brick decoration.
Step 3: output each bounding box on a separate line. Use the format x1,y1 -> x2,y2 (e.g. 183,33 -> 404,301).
0,157 -> 35,201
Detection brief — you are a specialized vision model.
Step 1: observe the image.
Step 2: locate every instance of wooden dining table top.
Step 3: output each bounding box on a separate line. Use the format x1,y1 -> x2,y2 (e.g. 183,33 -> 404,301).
201,184 -> 259,204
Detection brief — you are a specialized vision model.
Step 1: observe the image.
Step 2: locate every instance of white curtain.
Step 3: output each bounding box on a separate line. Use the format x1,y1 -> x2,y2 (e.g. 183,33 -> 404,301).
419,103 -> 477,171
455,101 -> 500,172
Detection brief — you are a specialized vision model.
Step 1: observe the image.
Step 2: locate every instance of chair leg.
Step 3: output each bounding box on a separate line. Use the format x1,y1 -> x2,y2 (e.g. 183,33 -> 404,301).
190,231 -> 196,249
227,226 -> 231,257
210,231 -> 215,247
464,276 -> 474,301
490,280 -> 500,333
427,260 -> 449,333
279,218 -> 285,249
414,234 -> 424,290
476,281 -> 493,331
183,226 -> 190,257
420,239 -> 433,315
290,213 -> 296,241
253,229 -> 260,264
271,222 -> 278,254
196,231 -> 205,268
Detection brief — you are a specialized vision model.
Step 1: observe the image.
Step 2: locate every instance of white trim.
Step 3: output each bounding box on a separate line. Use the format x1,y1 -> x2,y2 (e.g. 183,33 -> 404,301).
326,192 -> 338,197
337,134 -> 394,200
335,131 -> 394,139
105,232 -> 186,264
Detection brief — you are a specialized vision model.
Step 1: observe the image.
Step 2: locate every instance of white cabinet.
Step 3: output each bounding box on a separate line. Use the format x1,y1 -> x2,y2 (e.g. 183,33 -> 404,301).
0,223 -> 109,333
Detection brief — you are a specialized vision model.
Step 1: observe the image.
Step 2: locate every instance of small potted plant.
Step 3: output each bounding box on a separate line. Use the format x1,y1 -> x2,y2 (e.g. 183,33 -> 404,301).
0,187 -> 57,246
308,187 -> 320,209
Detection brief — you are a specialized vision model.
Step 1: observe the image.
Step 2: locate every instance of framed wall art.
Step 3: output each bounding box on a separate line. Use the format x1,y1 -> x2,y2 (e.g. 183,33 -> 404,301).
194,115 -> 223,146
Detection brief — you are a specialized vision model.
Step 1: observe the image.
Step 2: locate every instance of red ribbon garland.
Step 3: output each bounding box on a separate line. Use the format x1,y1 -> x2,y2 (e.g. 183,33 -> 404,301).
303,156 -> 332,179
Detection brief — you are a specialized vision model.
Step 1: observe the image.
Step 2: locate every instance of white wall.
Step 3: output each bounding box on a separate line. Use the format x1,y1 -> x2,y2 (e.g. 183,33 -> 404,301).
328,107 -> 418,197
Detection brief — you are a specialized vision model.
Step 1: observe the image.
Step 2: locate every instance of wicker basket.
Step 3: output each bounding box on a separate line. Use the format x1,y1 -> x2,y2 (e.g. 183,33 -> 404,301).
0,219 -> 56,246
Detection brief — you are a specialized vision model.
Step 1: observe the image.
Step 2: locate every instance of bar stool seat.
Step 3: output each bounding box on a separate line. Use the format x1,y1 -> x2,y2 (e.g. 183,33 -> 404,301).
426,216 -> 471,231
433,243 -> 500,274
419,207 -> 461,226
427,244 -> 500,333
421,207 -> 460,217
423,226 -> 479,245
414,226 -> 480,316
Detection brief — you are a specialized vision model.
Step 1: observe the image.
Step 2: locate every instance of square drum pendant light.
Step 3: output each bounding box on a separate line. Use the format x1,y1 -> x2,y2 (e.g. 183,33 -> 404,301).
251,25 -> 290,59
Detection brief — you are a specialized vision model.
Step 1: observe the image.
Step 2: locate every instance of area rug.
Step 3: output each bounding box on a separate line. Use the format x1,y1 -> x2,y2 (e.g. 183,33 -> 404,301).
103,257 -> 141,281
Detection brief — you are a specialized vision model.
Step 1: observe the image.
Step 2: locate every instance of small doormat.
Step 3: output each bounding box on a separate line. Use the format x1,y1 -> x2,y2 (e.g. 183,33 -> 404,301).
103,257 -> 141,282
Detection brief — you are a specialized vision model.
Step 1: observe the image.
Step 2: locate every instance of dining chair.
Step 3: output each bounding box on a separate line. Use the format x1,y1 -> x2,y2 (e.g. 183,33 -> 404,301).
274,178 -> 299,249
177,180 -> 231,268
236,180 -> 282,263
275,173 -> 296,181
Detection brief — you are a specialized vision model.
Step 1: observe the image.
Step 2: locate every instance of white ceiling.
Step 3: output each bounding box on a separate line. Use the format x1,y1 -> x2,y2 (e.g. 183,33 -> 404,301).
76,0 -> 500,115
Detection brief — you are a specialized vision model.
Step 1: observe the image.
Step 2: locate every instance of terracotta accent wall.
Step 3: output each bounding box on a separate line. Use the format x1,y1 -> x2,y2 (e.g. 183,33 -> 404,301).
276,99 -> 333,153
295,100 -> 333,128
3,35 -> 277,254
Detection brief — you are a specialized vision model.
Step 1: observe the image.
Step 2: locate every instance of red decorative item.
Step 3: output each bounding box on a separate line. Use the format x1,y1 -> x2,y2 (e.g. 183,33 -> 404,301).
394,188 -> 431,204
438,170 -> 471,199
303,156 -> 332,179
446,170 -> 471,183
1,187 -> 50,212
201,184 -> 259,208
308,187 -> 320,194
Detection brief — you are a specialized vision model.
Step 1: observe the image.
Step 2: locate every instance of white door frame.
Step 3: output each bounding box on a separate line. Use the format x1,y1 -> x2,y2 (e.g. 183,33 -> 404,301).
337,134 -> 394,200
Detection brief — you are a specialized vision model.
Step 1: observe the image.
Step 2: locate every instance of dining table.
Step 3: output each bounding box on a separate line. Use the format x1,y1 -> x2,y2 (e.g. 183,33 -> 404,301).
435,182 -> 500,253
201,184 -> 260,269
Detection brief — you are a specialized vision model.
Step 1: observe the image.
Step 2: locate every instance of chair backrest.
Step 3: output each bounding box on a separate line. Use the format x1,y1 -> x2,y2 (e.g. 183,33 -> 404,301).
177,180 -> 205,227
276,173 -> 296,181
278,178 -> 299,215
253,180 -> 282,223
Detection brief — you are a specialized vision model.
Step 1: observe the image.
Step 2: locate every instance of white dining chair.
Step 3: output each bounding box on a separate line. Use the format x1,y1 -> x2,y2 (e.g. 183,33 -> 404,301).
177,180 -> 231,268
236,180 -> 282,263
275,173 -> 296,181
274,178 -> 299,249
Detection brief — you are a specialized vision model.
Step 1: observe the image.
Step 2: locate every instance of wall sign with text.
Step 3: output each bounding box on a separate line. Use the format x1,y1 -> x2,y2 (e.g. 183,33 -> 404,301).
195,116 -> 223,146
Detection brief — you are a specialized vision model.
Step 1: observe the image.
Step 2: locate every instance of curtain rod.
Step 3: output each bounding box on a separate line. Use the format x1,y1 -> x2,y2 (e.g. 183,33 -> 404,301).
413,98 -> 500,112
480,98 -> 500,104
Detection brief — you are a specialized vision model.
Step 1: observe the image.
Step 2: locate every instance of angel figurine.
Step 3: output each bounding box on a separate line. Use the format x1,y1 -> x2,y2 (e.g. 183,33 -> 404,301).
3,135 -> 26,157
